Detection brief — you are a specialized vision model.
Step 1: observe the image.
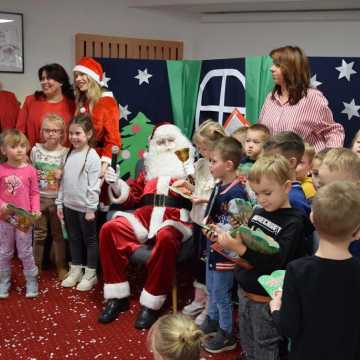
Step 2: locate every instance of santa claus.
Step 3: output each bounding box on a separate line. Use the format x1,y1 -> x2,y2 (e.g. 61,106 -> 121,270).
98,124 -> 195,329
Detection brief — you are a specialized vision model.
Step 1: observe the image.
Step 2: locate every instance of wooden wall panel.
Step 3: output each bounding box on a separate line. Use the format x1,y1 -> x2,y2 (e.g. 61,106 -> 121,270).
75,33 -> 183,62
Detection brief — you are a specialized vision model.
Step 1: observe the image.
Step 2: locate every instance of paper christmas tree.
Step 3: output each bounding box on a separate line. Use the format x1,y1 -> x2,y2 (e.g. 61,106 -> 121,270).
119,112 -> 154,179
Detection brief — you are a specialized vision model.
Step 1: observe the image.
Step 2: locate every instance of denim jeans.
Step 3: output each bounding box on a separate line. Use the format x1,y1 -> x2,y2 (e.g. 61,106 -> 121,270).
206,264 -> 234,333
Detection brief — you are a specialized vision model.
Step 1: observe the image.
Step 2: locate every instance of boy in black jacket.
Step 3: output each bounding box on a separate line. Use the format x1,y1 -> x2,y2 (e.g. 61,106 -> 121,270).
211,155 -> 308,360
270,181 -> 360,360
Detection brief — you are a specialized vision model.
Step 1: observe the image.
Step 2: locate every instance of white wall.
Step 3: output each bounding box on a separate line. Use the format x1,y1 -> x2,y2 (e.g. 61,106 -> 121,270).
193,20 -> 360,59
0,0 -> 197,102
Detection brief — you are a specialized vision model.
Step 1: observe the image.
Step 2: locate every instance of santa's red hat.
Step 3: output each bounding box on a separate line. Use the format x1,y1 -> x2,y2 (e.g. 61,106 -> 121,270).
73,57 -> 105,87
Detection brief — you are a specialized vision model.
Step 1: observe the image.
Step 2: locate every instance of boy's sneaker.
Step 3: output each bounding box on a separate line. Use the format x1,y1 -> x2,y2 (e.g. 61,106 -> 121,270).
182,301 -> 205,316
199,315 -> 219,335
202,328 -> 237,353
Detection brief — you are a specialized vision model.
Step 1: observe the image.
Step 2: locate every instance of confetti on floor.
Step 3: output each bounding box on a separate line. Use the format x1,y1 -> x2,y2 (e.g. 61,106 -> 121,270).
0,260 -> 239,360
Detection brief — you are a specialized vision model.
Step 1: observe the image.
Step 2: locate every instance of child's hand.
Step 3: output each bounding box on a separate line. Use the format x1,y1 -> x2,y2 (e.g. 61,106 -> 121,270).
54,169 -> 63,180
172,179 -> 194,192
191,196 -> 208,205
85,210 -> 95,221
57,208 -> 64,221
0,203 -> 10,217
269,290 -> 283,313
31,211 -> 42,220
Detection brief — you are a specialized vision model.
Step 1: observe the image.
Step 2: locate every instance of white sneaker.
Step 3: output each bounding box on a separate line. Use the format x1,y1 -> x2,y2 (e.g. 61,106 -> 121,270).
76,267 -> 97,291
61,265 -> 83,288
195,302 -> 208,326
182,301 -> 205,316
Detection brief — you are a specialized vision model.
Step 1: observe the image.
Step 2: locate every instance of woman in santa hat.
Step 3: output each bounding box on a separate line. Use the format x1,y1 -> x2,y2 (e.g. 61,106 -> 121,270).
73,57 -> 121,182
17,63 -> 75,147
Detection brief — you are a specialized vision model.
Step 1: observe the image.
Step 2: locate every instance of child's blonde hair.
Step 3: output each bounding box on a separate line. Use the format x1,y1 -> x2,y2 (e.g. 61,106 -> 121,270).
0,129 -> 30,159
303,142 -> 315,162
192,119 -> 225,150
248,154 -> 291,185
41,113 -> 66,143
322,148 -> 360,181
312,181 -> 360,238
148,314 -> 202,360
246,124 -> 270,139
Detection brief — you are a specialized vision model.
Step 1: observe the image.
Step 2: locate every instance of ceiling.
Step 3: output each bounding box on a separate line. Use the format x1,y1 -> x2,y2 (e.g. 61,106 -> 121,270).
128,0 -> 360,22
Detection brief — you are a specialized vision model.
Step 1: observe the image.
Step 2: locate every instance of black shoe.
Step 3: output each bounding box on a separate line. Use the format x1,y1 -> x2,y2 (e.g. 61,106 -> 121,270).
98,298 -> 129,324
134,306 -> 159,330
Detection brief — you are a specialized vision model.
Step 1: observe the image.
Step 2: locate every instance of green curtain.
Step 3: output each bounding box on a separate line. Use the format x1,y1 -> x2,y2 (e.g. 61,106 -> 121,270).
166,60 -> 202,138
245,56 -> 274,124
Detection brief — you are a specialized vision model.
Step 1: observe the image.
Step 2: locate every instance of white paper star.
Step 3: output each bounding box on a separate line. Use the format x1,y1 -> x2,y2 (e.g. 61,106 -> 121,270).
336,60 -> 357,81
134,68 -> 153,85
102,72 -> 111,87
310,74 -> 322,88
341,99 -> 360,120
119,104 -> 132,121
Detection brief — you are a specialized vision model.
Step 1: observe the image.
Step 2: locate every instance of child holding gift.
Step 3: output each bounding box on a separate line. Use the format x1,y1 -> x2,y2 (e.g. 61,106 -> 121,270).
270,181 -> 360,360
209,155 -> 308,359
0,129 -> 41,298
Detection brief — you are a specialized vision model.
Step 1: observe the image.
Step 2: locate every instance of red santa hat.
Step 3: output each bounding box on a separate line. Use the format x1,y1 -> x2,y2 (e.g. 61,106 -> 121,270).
73,57 -> 105,87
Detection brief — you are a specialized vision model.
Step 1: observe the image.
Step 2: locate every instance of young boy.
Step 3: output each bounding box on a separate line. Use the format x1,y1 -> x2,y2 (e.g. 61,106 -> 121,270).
213,155 -> 309,359
270,181 -> 360,360
243,124 -> 270,164
200,136 -> 248,353
295,143 -> 316,200
311,148 -> 331,191
263,131 -> 310,216
318,148 -> 360,257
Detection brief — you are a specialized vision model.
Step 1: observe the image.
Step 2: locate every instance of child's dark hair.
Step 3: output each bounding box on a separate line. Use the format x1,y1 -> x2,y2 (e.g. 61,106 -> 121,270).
64,113 -> 95,175
263,131 -> 305,164
213,136 -> 243,169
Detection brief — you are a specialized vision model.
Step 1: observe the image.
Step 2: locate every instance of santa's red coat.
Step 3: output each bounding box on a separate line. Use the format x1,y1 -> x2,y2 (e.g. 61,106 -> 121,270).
100,170 -> 192,310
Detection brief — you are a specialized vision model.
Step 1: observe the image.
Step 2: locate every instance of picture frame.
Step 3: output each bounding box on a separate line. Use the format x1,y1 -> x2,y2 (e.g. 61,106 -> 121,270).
0,12 -> 24,73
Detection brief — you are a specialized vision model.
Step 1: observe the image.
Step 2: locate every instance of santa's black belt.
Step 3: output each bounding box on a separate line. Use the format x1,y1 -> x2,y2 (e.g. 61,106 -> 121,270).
141,194 -> 192,211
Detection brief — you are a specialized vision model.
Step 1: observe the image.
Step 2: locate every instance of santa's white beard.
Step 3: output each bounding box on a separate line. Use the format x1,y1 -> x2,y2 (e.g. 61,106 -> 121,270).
144,151 -> 187,180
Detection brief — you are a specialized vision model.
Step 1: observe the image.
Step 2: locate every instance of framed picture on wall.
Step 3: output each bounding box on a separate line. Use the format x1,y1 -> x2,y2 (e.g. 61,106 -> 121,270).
0,12 -> 24,73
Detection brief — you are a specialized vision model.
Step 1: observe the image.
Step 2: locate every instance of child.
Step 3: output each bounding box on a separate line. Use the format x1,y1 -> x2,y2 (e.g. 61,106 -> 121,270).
56,114 -> 101,291
295,143 -> 316,200
263,131 -> 310,216
232,126 -> 248,148
148,313 -> 203,360
311,148 -> 331,191
351,129 -> 360,157
0,129 -> 41,298
270,181 -> 360,360
31,113 -> 69,280
211,155 -> 308,359
242,124 -> 270,164
200,136 -> 248,353
319,147 -> 360,186
180,119 -> 225,325
318,148 -> 360,258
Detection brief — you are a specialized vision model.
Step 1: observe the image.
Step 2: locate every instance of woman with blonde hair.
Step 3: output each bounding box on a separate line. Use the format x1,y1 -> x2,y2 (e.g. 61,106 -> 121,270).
148,313 -> 203,360
73,57 -> 121,179
259,45 -> 344,152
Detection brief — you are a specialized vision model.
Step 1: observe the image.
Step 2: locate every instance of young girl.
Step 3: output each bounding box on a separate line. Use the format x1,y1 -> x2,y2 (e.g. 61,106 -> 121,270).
56,114 -> 101,291
31,113 -> 69,280
148,314 -> 203,360
351,129 -> 360,157
176,120 -> 225,325
0,129 -> 40,298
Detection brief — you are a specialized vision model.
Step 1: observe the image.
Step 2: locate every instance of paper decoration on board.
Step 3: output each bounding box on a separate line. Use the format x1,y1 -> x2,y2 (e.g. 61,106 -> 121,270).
223,108 -> 250,135
258,270 -> 286,298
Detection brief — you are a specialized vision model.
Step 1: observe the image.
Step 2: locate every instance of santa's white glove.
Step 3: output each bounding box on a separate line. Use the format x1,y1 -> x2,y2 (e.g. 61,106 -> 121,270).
105,166 -> 121,195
